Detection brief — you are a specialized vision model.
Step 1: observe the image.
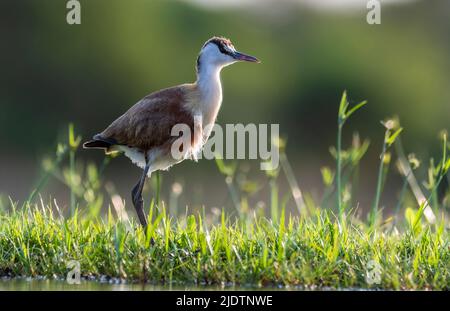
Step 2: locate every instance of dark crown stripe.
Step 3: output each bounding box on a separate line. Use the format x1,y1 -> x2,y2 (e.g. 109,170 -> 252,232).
204,37 -> 233,55
196,36 -> 233,73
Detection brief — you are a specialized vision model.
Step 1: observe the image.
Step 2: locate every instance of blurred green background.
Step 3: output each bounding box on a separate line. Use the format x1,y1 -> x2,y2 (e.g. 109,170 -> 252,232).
1,0 -> 449,213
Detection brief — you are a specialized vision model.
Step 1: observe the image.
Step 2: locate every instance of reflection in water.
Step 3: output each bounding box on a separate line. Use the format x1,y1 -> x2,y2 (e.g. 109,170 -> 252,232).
0,278 -> 275,291
0,278 -> 373,291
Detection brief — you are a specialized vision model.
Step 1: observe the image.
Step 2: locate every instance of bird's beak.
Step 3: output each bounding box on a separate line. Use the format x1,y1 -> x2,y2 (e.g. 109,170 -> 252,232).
232,51 -> 260,63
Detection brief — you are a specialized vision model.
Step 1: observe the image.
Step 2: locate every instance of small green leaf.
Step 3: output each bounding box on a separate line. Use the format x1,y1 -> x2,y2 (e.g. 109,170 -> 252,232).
351,138 -> 370,164
338,90 -> 348,118
412,202 -> 426,233
320,167 -> 334,187
405,207 -> 416,227
444,158 -> 450,173
387,128 -> 403,147
345,100 -> 367,119
215,157 -> 237,177
240,180 -> 261,195
68,123 -> 82,150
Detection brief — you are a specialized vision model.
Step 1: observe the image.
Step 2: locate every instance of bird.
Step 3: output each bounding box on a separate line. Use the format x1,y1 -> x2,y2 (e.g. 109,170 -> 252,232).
83,36 -> 259,227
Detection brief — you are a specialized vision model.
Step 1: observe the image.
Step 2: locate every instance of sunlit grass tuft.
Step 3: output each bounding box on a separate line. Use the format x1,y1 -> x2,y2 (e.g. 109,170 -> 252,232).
0,202 -> 448,289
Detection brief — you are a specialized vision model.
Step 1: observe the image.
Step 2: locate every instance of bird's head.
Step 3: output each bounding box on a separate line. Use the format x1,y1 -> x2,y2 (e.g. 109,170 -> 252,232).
197,36 -> 260,72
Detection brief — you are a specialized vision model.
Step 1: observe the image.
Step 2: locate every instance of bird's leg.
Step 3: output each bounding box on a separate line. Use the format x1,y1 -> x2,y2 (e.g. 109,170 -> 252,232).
131,181 -> 147,227
132,153 -> 151,228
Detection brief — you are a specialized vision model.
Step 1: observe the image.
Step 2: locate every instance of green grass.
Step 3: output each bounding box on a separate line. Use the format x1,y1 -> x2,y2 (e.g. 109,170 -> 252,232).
0,92 -> 449,289
0,203 -> 448,289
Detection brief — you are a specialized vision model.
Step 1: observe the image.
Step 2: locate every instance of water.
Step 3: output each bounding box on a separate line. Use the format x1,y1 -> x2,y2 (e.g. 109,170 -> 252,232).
0,278 -> 370,291
0,278 -> 276,291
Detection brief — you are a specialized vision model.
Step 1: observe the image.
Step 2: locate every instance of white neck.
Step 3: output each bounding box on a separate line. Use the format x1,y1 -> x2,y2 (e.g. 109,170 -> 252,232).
196,64 -> 223,126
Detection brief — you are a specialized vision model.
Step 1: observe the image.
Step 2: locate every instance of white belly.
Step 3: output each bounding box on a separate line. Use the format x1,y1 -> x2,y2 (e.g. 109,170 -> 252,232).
117,146 -> 183,177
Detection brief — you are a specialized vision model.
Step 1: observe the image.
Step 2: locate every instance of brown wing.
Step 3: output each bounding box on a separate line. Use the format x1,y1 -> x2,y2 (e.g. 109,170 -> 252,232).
97,85 -> 195,151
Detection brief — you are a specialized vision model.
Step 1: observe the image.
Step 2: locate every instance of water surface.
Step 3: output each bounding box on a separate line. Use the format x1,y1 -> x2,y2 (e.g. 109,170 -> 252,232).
0,278 -> 278,291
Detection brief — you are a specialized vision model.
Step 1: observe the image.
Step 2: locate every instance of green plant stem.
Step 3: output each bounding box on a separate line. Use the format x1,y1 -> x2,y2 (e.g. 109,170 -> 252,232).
394,139 -> 436,223
370,136 -> 387,226
69,149 -> 76,216
155,171 -> 161,208
337,123 -> 343,222
413,172 -> 447,232
351,164 -> 360,210
393,172 -> 410,226
225,177 -> 241,216
270,178 -> 279,221
280,152 -> 306,216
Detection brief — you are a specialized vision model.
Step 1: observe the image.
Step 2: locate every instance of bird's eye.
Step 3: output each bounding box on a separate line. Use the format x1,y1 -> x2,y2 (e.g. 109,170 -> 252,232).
224,44 -> 234,54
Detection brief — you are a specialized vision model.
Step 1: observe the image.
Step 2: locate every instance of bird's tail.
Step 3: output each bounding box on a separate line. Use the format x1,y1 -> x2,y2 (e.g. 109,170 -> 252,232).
83,140 -> 111,149
83,134 -> 117,154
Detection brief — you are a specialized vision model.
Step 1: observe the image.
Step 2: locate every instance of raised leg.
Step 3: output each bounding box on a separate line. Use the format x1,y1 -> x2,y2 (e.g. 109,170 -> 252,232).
132,154 -> 151,228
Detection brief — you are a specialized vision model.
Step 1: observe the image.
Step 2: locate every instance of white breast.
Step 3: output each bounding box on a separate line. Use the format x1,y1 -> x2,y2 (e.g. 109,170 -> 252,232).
196,65 -> 223,135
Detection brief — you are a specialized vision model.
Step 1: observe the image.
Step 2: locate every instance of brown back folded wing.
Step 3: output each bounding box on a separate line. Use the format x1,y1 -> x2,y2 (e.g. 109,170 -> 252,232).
99,86 -> 195,151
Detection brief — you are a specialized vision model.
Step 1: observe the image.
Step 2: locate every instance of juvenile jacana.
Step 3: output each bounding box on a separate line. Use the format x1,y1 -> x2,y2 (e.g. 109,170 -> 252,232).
83,37 -> 259,227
